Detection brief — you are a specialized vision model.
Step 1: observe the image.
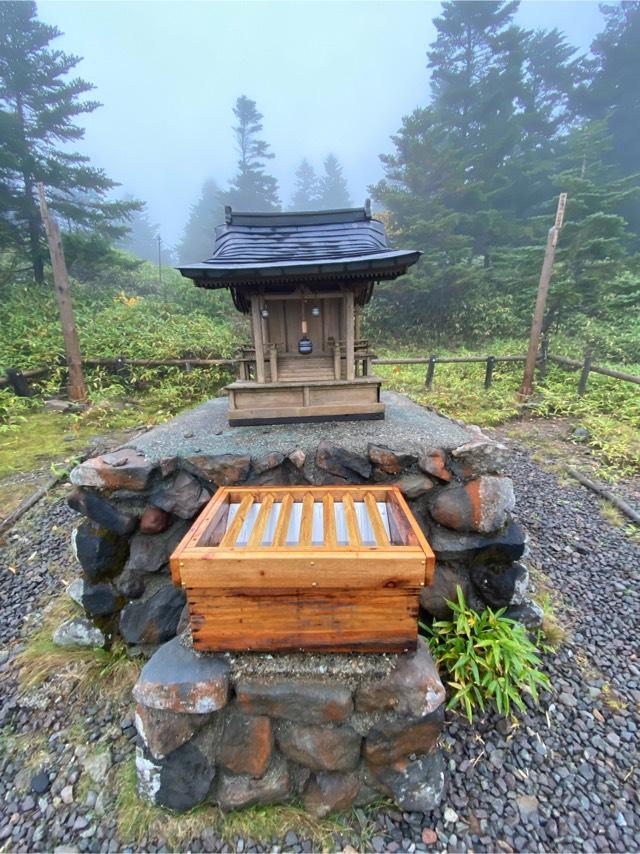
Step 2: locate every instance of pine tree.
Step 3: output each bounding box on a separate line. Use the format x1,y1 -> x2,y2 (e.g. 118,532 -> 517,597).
0,1 -> 140,281
222,96 -> 280,212
177,179 -> 224,263
289,159 -> 320,211
317,154 -> 352,209
118,202 -> 167,264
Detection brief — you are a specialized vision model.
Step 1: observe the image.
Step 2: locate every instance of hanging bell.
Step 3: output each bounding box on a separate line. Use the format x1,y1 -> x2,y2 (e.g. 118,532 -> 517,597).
298,335 -> 313,355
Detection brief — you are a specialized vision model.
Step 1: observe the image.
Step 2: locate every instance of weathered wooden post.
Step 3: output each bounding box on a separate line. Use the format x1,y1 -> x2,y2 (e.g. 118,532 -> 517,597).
425,355 -> 437,390
37,184 -> 88,402
519,193 -> 567,400
484,355 -> 495,390
578,350 -> 592,396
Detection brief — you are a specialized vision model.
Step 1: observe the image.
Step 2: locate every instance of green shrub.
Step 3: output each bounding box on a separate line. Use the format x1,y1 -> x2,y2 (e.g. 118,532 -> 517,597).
421,587 -> 550,722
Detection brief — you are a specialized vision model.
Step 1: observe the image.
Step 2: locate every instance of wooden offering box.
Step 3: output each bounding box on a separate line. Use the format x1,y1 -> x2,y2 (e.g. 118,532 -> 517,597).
170,486 -> 434,653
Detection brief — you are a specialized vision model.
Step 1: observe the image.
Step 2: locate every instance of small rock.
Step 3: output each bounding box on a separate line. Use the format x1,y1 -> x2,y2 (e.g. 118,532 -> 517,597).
443,807 -> 458,824
66,578 -> 84,606
60,786 -> 74,805
139,506 -> 171,535
422,828 -> 438,845
516,794 -> 538,819
418,448 -> 451,481
30,772 -> 50,794
150,471 -> 210,519
52,618 -> 105,649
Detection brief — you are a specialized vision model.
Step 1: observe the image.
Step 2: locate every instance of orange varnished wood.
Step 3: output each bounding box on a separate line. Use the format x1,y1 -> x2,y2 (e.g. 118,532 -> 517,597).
187,588 -> 418,653
170,484 -> 433,652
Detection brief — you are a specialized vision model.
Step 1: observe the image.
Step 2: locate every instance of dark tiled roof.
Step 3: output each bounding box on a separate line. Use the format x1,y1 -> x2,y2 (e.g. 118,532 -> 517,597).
177,205 -> 420,288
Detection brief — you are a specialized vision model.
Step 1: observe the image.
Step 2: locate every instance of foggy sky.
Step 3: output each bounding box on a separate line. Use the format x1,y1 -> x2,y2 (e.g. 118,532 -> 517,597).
38,1 -> 605,250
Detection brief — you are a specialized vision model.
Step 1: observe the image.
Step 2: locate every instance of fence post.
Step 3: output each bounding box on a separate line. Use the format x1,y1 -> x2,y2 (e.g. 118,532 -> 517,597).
484,355 -> 495,390
539,334 -> 549,379
578,350 -> 592,396
425,355 -> 437,390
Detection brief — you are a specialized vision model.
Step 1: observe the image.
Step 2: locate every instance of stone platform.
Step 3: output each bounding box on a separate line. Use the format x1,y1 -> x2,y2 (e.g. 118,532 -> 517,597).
60,390 -> 540,651
133,634 -> 447,815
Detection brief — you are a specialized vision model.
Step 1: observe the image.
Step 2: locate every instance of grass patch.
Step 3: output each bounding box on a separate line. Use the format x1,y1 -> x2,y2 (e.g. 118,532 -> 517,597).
528,566 -> 570,650
0,726 -> 49,772
378,345 -> 640,478
115,758 -> 364,850
0,411 -> 97,479
598,499 -> 626,528
14,595 -> 141,703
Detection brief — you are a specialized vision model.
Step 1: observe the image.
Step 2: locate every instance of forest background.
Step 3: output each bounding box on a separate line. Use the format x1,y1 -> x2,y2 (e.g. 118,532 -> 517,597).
0,1 -> 638,481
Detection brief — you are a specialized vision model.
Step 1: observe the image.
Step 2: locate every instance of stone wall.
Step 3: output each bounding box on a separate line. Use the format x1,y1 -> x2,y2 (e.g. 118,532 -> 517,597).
59,395 -> 541,650
132,635 -> 447,815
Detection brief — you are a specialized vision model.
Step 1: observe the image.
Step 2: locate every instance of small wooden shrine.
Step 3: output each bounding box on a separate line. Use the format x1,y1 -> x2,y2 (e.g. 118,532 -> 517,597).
178,202 -> 420,425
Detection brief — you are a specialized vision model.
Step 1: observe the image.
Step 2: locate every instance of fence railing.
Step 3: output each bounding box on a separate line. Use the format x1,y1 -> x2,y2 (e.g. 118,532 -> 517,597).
1,350 -> 639,397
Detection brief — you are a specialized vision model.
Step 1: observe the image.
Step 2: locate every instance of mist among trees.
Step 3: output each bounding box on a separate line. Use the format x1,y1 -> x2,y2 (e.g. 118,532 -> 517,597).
0,0 -> 638,354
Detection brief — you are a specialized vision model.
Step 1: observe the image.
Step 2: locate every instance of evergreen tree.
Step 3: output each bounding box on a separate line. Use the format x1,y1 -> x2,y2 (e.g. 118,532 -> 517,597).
289,159 -> 320,210
585,2 -> 640,178
177,179 -> 224,263
0,1 -> 140,281
222,96 -> 280,212
317,154 -> 352,209
118,201 -> 170,265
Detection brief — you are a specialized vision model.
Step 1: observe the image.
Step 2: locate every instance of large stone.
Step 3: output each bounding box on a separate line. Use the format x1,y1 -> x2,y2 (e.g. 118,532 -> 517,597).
216,755 -> 290,811
82,581 -> 123,617
419,564 -> 484,619
418,449 -> 451,482
186,453 -> 251,486
220,713 -> 273,778
315,440 -> 372,481
367,444 -> 416,475
115,567 -> 146,599
136,738 -> 215,812
505,598 -> 544,629
429,476 -> 516,533
367,751 -> 445,812
426,519 -> 526,563
139,506 -> 171,534
119,586 -> 186,645
134,703 -> 211,760
66,577 -> 84,606
252,452 -> 285,475
355,637 -> 445,718
276,721 -> 361,771
394,474 -> 434,499
133,636 -> 230,714
70,448 -> 154,491
68,489 -> 137,535
303,771 -> 360,817
450,439 -> 510,479
236,680 -> 353,724
363,706 -> 444,765
125,519 -> 190,574
150,471 -> 210,519
288,448 -> 306,469
470,561 -> 528,608
52,617 -> 105,649
74,520 -> 129,582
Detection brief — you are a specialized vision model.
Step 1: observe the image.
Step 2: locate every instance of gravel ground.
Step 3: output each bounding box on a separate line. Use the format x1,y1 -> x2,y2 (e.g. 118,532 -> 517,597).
0,442 -> 639,853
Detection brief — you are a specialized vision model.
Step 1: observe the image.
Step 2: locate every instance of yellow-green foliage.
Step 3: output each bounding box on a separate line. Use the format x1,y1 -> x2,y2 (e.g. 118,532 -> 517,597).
378,343 -> 640,476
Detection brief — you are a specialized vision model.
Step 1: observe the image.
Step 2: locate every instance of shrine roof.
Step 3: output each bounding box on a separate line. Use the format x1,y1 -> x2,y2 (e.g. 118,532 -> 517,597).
177,204 -> 420,289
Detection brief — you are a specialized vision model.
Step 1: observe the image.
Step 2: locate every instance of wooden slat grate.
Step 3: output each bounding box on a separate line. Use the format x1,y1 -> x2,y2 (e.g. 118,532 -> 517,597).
205,490 -> 404,550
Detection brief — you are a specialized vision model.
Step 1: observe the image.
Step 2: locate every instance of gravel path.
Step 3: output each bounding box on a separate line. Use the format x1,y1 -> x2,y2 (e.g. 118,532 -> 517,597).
0,443 -> 638,853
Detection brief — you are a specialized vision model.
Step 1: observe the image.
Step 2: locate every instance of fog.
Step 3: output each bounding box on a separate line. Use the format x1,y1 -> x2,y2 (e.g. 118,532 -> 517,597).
39,1 -> 605,249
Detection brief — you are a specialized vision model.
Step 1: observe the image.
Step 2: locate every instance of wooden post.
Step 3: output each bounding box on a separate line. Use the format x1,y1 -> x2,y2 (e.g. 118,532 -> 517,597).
519,193 -> 567,400
250,297 -> 266,383
269,344 -> 278,383
425,355 -> 436,389
484,355 -> 495,390
345,291 -> 355,380
37,184 -> 87,401
578,350 -> 592,396
333,340 -> 341,380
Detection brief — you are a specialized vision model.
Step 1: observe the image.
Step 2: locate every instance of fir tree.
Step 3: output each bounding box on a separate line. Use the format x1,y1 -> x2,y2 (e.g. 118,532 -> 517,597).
289,159 -> 320,210
177,179 -> 224,263
118,201 -> 171,265
318,154 -> 352,209
0,1 -> 140,281
222,96 -> 280,212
